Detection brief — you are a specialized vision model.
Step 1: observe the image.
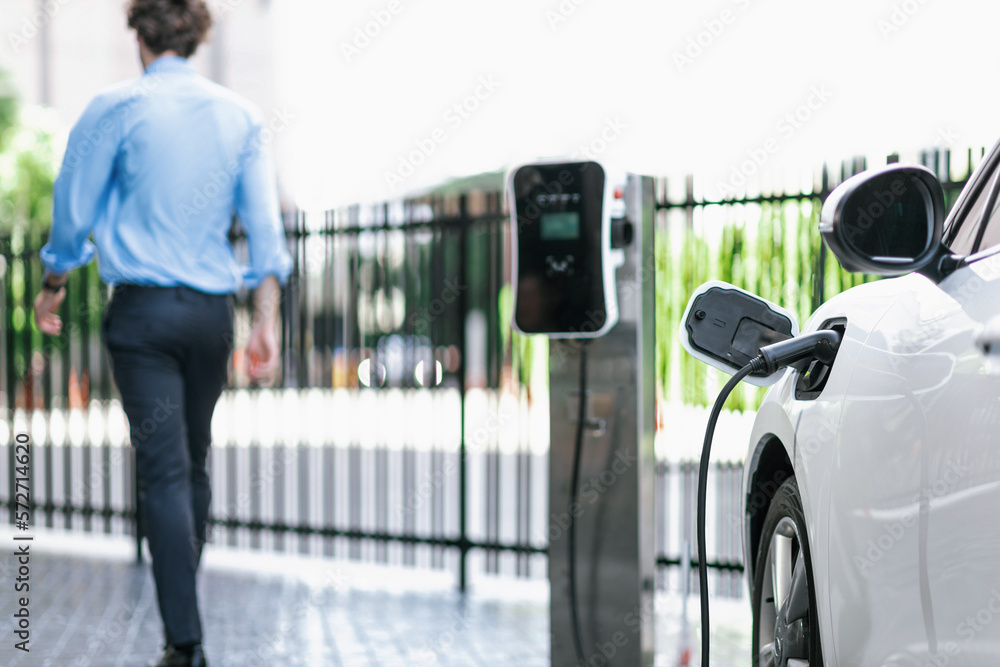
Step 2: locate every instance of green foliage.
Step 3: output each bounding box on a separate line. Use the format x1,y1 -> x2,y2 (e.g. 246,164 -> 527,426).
655,196 -> 879,412
498,283 -> 548,395
0,69 -> 70,369
428,170 -> 505,197
0,73 -> 62,234
0,71 -> 17,146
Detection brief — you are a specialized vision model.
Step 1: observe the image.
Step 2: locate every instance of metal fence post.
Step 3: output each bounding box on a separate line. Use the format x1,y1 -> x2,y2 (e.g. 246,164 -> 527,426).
134,452 -> 144,563
457,193 -> 470,592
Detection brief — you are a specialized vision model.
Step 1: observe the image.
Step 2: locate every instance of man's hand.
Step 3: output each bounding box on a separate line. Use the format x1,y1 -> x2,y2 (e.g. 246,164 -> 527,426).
33,287 -> 66,335
245,275 -> 281,384
246,320 -> 279,384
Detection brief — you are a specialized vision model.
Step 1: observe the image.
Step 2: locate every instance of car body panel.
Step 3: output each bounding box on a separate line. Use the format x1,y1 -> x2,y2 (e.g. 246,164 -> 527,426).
748,253 -> 1000,664
830,253 -> 1000,665
747,277 -> 904,666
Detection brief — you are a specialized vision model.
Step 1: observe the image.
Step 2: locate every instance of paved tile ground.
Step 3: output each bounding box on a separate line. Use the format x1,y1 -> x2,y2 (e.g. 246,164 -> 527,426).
0,527 -> 751,666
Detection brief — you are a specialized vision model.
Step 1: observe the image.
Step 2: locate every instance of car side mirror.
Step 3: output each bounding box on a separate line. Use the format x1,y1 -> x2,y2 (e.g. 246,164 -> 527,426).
820,164 -> 956,282
679,281 -> 800,387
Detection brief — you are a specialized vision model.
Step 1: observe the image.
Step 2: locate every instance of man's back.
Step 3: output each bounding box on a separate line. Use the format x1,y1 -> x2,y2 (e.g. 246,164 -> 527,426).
44,55 -> 289,293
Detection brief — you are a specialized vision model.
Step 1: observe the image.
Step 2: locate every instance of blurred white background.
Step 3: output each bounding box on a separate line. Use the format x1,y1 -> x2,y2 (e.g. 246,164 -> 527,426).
2,0 -> 998,207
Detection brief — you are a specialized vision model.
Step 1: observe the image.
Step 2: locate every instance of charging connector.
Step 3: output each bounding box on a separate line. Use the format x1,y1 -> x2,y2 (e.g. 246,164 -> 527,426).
697,329 -> 842,667
757,329 -> 841,374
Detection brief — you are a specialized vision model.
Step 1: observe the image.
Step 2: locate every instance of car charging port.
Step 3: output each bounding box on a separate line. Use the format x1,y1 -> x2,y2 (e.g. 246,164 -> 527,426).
794,318 -> 846,400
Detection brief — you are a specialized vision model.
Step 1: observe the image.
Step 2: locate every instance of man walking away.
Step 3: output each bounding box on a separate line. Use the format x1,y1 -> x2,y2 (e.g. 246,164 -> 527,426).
33,2 -> 292,665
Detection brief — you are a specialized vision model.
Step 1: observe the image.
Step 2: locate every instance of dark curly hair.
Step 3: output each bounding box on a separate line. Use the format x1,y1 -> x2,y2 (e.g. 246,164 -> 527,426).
127,0 -> 213,59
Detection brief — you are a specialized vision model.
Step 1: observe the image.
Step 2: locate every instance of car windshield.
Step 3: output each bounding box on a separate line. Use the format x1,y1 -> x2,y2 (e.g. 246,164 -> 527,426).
946,163 -> 1000,255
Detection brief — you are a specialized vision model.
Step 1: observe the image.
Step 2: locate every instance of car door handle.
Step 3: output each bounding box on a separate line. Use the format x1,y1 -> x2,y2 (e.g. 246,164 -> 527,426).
974,315 -> 1000,356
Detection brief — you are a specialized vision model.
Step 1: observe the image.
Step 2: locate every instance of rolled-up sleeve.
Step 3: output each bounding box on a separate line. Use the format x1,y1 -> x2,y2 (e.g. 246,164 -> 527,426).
235,120 -> 293,289
40,97 -> 121,274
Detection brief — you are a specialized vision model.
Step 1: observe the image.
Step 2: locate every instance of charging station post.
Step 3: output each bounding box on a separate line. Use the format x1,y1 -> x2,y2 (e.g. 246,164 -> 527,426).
542,174 -> 656,666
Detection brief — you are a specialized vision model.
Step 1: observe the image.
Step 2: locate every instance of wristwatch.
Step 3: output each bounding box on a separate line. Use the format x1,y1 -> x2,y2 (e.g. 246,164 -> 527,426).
42,274 -> 66,293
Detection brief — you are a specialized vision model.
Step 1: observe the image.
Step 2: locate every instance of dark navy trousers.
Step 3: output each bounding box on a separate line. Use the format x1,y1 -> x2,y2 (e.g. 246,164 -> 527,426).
102,285 -> 233,647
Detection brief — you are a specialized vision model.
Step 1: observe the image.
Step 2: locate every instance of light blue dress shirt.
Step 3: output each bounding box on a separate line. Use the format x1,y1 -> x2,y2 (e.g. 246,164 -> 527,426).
40,56 -> 293,293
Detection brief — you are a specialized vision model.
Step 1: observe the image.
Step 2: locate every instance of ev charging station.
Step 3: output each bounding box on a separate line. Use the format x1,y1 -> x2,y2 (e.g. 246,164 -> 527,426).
508,161 -> 657,666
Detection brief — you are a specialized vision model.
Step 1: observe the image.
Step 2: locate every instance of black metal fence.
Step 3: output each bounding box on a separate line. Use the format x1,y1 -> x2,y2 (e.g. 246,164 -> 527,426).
0,146 -> 981,596
654,147 -> 979,410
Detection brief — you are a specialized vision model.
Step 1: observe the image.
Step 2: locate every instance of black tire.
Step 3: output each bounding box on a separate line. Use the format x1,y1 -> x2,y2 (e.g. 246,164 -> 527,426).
752,478 -> 824,667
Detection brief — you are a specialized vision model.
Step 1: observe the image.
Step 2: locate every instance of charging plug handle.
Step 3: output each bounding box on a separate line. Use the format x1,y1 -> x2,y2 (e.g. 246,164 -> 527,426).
758,329 -> 842,375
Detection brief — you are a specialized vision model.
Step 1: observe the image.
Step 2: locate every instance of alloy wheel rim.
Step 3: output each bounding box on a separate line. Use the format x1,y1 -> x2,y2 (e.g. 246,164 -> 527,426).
758,516 -> 811,667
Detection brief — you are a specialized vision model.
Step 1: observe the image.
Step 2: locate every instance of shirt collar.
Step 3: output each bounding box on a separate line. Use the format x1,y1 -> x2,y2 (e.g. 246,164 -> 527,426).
144,55 -> 194,76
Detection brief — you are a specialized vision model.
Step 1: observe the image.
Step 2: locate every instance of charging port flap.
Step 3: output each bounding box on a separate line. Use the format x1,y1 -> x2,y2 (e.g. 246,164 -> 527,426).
679,281 -> 800,387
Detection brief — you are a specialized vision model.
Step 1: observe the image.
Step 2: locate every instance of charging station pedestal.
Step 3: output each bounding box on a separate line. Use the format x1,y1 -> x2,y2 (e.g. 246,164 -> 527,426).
548,174 -> 656,666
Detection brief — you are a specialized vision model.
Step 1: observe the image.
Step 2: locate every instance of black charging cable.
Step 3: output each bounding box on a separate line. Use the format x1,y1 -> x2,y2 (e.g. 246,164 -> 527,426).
568,340 -> 590,667
698,329 -> 841,667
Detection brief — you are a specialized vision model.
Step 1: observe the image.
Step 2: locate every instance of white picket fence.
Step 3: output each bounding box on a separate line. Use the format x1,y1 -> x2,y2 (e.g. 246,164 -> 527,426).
1,388 -> 755,596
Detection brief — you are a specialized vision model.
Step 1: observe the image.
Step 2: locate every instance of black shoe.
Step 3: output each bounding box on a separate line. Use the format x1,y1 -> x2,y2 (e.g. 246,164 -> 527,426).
148,644 -> 207,667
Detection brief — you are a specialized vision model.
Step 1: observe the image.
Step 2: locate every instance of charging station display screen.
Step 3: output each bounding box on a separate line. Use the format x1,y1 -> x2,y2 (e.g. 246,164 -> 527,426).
540,212 -> 581,240
511,161 -> 608,335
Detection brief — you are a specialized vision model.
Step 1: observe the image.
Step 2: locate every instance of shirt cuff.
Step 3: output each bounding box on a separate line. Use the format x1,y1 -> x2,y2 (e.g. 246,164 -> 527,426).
242,255 -> 293,289
39,241 -> 97,275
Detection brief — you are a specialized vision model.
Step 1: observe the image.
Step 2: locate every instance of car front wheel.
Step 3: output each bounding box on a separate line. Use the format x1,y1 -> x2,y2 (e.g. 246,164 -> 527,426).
752,478 -> 823,667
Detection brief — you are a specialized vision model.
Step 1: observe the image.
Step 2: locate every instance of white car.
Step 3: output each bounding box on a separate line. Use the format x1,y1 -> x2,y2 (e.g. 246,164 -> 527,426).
691,145 -> 1000,666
